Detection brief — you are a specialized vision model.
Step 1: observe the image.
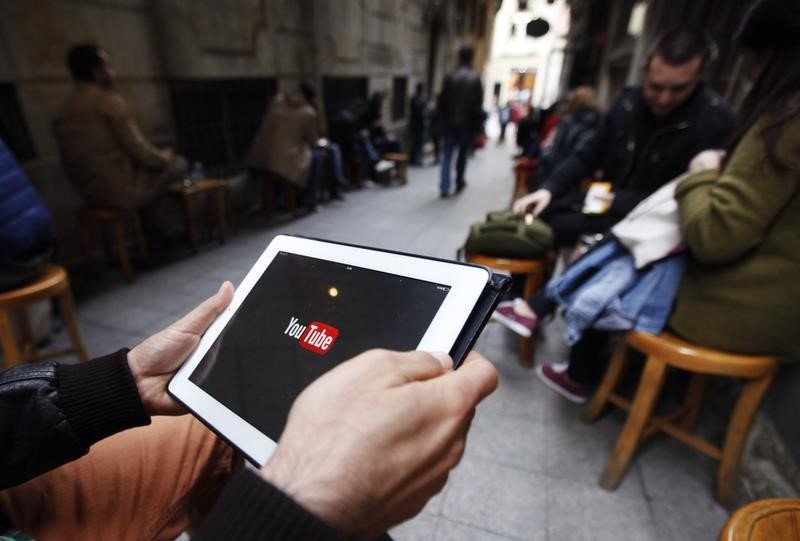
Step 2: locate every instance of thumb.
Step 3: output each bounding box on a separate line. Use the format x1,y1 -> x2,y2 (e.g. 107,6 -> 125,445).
171,281 -> 234,336
381,350 -> 452,386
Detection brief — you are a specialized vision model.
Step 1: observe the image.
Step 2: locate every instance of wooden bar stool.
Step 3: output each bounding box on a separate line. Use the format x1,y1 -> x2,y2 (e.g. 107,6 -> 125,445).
259,172 -> 299,219
77,206 -> 152,282
719,498 -> 800,540
465,252 -> 549,368
167,179 -> 236,253
583,331 -> 778,507
512,158 -> 539,204
0,265 -> 89,368
383,152 -> 409,185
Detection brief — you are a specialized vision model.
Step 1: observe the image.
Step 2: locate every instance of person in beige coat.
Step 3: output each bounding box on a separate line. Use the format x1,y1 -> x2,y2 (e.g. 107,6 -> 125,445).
247,89 -> 320,206
53,44 -> 187,210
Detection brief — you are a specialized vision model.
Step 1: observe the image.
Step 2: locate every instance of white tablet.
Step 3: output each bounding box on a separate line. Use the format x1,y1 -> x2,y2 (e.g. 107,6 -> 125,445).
168,235 -> 491,465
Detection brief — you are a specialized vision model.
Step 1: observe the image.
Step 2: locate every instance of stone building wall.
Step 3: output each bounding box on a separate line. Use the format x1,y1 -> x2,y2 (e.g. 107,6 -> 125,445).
0,0 -> 490,264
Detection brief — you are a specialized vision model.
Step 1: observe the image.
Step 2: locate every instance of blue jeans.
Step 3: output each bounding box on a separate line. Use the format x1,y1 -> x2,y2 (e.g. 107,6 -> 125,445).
439,128 -> 472,192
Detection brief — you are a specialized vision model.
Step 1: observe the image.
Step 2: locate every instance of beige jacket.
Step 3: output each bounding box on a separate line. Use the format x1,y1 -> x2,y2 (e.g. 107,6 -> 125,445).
53,83 -> 169,209
246,92 -> 319,188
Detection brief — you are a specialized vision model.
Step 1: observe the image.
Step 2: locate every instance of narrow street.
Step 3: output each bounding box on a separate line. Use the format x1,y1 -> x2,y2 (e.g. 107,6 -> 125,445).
58,140 -> 728,540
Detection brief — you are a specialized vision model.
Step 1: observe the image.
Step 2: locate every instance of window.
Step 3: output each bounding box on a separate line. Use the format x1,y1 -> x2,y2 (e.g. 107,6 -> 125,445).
0,84 -> 36,162
169,78 -> 277,171
392,77 -> 407,121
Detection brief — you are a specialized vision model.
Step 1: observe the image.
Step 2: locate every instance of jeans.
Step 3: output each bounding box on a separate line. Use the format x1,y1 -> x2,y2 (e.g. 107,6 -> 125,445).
440,127 -> 473,192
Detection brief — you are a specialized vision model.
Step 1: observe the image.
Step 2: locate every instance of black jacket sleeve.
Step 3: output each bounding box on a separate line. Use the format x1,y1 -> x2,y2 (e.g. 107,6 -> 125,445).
0,350 -> 149,489
540,110 -> 611,198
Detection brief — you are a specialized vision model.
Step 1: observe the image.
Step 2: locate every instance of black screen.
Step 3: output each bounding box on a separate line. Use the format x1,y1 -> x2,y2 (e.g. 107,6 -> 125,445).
189,252 -> 450,441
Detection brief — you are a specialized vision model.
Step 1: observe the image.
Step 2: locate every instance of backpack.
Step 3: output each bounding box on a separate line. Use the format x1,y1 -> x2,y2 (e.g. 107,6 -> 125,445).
464,210 -> 554,259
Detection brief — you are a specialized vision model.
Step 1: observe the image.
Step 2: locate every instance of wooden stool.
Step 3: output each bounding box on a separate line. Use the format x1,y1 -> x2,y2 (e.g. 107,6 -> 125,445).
583,331 -> 778,507
465,253 -> 549,368
719,498 -> 800,540
513,158 -> 539,204
259,172 -> 299,219
383,152 -> 409,185
167,179 -> 236,253
0,265 -> 89,368
77,206 -> 152,282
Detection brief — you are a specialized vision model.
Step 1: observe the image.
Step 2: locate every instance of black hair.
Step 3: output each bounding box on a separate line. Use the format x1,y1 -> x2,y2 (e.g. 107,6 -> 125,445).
67,44 -> 103,82
648,28 -> 712,68
729,0 -> 800,169
458,45 -> 474,66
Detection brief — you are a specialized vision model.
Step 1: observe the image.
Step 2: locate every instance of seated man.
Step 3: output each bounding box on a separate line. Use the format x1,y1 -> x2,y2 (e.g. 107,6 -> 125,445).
247,87 -> 321,209
0,283 -> 497,539
0,137 -> 55,291
512,28 -> 734,248
53,44 -> 187,210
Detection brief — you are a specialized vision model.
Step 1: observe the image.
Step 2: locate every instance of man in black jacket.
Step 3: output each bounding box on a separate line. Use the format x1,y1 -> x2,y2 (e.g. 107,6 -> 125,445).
513,28 -> 735,247
437,45 -> 484,198
0,282 -> 497,539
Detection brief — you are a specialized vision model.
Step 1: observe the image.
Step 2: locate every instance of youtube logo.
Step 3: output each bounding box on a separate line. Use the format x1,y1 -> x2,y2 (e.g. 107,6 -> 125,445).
284,316 -> 339,355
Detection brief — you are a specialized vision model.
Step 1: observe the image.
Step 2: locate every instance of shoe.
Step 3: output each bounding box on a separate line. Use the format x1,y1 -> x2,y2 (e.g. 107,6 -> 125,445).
440,191 -> 450,199
455,182 -> 467,194
331,192 -> 345,201
492,298 -> 537,337
535,363 -> 590,403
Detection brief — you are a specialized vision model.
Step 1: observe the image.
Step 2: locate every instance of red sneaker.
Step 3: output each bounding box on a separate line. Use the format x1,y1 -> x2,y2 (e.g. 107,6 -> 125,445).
492,298 -> 538,337
535,362 -> 590,403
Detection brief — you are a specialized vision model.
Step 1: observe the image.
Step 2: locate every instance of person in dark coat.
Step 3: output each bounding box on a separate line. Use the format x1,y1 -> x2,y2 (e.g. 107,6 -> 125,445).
0,137 -> 55,291
409,82 -> 427,164
513,28 -> 735,249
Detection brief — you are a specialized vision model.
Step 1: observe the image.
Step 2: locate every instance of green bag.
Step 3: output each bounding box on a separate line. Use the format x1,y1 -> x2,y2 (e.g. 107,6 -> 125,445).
464,209 -> 554,258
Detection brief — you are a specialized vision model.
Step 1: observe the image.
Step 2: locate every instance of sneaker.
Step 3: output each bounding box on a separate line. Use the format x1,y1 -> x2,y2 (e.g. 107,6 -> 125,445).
535,363 -> 590,403
440,191 -> 450,199
455,182 -> 467,194
492,299 -> 537,337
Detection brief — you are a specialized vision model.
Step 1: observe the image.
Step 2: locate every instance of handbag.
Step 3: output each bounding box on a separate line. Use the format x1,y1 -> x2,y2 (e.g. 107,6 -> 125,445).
464,209 -> 553,258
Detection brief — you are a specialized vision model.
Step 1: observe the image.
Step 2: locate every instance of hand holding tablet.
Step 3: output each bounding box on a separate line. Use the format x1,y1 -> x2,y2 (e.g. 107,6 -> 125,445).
168,235 -> 510,464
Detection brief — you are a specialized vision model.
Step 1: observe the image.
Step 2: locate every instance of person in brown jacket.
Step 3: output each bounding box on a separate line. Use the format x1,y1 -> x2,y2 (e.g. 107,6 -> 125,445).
53,44 -> 187,210
246,88 -> 321,208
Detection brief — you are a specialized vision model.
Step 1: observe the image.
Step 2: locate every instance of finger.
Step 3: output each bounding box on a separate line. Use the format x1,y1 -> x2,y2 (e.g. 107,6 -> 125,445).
172,281 -> 234,336
445,351 -> 499,405
385,350 -> 451,385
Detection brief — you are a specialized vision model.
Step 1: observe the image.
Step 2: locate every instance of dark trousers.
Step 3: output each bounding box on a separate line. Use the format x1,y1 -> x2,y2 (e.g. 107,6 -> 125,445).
440,127 -> 472,192
410,129 -> 425,164
567,329 -> 614,385
540,193 -> 620,248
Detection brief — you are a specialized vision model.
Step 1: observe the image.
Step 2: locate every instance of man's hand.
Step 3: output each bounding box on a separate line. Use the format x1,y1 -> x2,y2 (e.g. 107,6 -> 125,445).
260,350 -> 498,540
127,281 -> 234,416
512,188 -> 552,216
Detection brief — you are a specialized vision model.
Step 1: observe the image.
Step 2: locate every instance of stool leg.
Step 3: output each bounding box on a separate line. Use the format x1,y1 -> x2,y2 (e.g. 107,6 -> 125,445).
180,193 -> 199,253
399,162 -> 407,184
583,339 -> 632,424
111,220 -> 134,282
600,355 -> 667,490
678,373 -> 710,432
518,267 -> 544,368
58,288 -> 90,362
0,310 -> 23,367
132,211 -> 152,265
14,307 -> 36,358
213,189 -> 226,244
78,216 -> 94,272
716,374 -> 774,507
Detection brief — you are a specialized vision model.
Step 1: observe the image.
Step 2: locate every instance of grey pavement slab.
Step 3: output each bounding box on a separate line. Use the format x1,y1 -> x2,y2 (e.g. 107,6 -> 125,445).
38,142 -> 729,539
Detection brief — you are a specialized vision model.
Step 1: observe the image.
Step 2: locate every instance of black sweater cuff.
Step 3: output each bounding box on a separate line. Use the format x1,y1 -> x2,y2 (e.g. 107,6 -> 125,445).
56,349 -> 150,449
195,470 -> 348,540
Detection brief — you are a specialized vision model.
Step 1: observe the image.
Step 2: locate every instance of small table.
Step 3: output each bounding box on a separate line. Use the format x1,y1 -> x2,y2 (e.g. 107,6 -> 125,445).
383,152 -> 409,185
167,179 -> 235,253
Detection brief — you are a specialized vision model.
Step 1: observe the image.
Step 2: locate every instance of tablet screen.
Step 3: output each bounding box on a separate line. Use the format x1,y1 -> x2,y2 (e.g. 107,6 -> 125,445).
188,251 -> 450,441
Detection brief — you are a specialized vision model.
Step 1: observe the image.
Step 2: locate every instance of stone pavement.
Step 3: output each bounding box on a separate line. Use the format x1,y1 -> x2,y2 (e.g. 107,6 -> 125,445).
54,141 -> 729,540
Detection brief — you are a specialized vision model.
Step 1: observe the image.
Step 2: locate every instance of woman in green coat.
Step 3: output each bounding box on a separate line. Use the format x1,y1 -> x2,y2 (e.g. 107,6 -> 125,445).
670,0 -> 800,360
